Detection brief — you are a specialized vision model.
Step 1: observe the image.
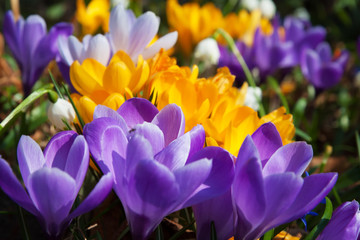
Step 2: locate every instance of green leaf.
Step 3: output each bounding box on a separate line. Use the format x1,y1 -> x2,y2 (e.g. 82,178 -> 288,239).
295,128 -> 312,142
304,197 -> 333,240
355,131 -> 360,163
0,86 -> 55,136
262,228 -> 274,240
267,76 -> 290,113
293,98 -> 307,128
156,223 -> 164,240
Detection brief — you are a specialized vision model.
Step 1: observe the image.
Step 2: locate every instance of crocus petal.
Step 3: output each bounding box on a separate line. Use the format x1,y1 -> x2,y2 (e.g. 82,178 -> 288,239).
262,142 -> 313,177
3,11 -> 23,64
317,42 -> 332,63
82,34 -> 111,66
173,158 -> 212,207
184,146 -> 234,207
154,132 -> 190,171
28,168 -> 77,237
43,131 -> 77,169
275,172 -> 338,225
151,104 -> 185,146
93,105 -> 129,132
142,31 -> 178,59
17,135 -> 46,188
83,117 -> 128,174
336,50 -> 349,70
314,63 -> 343,89
193,190 -> 234,240
302,49 -> 321,80
126,134 -> 155,177
68,36 -> 84,63
251,122 -> 282,166
117,98 -> 159,129
188,124 -> 206,159
127,11 -> 159,60
67,172 -> 113,220
234,136 -> 265,233
131,122 -> 165,155
64,136 -> 89,192
0,157 -> 38,215
317,201 -> 360,240
109,4 -> 131,51
57,35 -> 73,66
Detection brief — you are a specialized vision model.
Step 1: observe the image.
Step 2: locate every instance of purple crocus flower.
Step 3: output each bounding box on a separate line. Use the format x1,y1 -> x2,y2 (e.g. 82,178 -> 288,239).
0,131 -> 113,238
83,98 -> 234,239
317,200 -> 360,240
301,42 -> 349,89
284,17 -> 326,64
3,11 -> 73,96
193,122 -> 338,240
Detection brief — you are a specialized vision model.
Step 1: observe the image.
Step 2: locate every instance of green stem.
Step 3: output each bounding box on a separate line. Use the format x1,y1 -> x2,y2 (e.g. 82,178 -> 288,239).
63,84 -> 85,129
18,206 -> 30,240
214,28 -> 266,117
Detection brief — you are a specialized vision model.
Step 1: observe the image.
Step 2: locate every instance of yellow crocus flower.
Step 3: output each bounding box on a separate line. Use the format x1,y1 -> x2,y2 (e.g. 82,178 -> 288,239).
76,0 -> 110,35
69,51 -> 149,123
166,0 -> 223,56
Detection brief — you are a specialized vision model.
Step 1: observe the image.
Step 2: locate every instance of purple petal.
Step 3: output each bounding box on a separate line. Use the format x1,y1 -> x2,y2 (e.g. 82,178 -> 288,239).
188,124 -> 205,160
154,132 -> 190,171
317,200 -> 360,240
251,122 -> 282,166
193,190 -> 234,240
83,117 -> 128,174
43,131 -> 77,169
314,63 -> 343,89
64,136 -> 89,192
276,172 -> 338,225
316,42 -> 332,63
184,146 -> 234,207
28,168 -> 76,237
128,11 -> 159,59
151,104 -> 185,146
0,157 -> 38,215
131,122 -> 165,155
17,135 -> 46,188
173,158 -> 212,208
68,172 -> 113,220
302,49 -> 321,79
117,98 -> 159,129
93,105 -> 129,132
126,134 -> 155,177
234,136 -> 265,230
3,11 -> 24,65
142,31 -> 178,59
262,142 -> 313,177
109,4 -> 132,52
335,50 -> 349,70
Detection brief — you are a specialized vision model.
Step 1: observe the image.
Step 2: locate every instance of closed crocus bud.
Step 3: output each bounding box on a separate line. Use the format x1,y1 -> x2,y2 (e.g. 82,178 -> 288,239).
241,0 -> 259,11
194,38 -> 220,67
47,98 -> 75,129
259,0 -> 276,18
244,86 -> 262,111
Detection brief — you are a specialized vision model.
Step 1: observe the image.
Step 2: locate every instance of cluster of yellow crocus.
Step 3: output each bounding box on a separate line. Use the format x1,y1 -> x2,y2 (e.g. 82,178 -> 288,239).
76,0 -> 110,35
70,50 -> 295,155
166,0 -> 273,55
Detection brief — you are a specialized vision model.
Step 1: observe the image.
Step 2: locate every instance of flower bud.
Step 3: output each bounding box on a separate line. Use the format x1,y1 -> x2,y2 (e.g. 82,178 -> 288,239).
241,0 -> 260,11
244,86 -> 262,111
47,98 -> 75,129
194,38 -> 220,67
259,0 -> 276,19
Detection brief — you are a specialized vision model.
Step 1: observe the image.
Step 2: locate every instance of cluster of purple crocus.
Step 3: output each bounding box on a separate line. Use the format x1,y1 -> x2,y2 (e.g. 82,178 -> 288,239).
0,98 -> 347,239
219,17 -> 349,89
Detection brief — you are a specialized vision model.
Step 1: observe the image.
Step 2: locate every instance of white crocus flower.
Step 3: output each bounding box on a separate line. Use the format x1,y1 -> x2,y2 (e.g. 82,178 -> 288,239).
107,4 -> 178,61
194,38 -> 220,67
244,86 -> 262,111
241,0 -> 260,11
111,0 -> 129,8
259,0 -> 276,19
47,98 -> 76,129
58,34 -> 111,66
293,7 -> 310,21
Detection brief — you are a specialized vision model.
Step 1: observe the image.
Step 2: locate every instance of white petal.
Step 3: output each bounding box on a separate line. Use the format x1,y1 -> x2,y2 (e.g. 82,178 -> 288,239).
57,35 -> 73,66
142,31 -> 178,60
68,36 -> 84,63
83,34 -> 111,65
109,4 -> 132,52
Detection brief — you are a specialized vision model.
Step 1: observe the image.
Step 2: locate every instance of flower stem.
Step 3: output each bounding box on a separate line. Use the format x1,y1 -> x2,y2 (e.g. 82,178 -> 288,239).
18,206 -> 30,240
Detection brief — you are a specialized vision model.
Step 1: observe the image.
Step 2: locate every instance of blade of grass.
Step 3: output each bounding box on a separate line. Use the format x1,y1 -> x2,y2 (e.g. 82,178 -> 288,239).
267,76 -> 290,113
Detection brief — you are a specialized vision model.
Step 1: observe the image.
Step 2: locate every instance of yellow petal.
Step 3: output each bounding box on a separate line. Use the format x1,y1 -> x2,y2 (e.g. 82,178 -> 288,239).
102,93 -> 125,110
129,55 -> 150,94
102,61 -> 132,94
